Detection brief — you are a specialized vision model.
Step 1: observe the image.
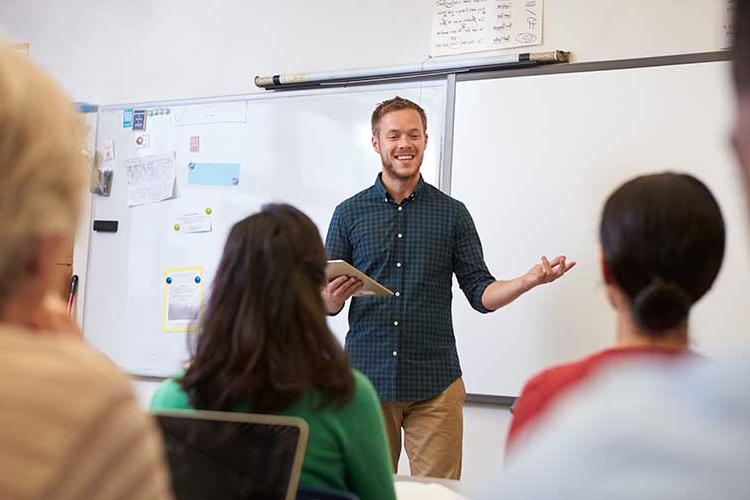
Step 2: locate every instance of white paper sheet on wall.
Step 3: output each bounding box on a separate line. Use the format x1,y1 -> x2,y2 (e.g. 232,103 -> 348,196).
163,267 -> 204,332
173,212 -> 212,233
431,0 -> 544,57
124,153 -> 176,207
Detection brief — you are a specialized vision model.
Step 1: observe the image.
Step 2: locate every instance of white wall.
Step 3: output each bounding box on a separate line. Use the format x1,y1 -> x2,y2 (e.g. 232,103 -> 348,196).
0,1 -> 731,104
0,0 -> 731,486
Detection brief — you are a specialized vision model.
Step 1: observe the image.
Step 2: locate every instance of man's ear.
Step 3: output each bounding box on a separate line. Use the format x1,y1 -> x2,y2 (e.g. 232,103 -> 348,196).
371,133 -> 380,154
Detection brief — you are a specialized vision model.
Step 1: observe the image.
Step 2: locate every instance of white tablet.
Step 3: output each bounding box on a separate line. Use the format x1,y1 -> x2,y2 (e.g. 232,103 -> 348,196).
325,260 -> 394,296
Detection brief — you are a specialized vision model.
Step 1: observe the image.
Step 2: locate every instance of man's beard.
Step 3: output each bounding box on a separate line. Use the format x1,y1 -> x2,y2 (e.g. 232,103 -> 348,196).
382,154 -> 422,181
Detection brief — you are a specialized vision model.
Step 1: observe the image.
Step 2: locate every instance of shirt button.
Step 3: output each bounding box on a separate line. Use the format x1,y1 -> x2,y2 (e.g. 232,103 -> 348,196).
397,233 -> 403,238
396,262 -> 401,268
393,321 -> 399,326
398,206 -> 403,211
395,292 -> 400,297
392,351 -> 398,356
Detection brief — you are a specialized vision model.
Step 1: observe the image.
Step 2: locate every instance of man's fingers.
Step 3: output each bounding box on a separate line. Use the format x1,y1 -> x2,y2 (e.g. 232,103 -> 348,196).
541,256 -> 552,276
336,277 -> 363,298
327,275 -> 350,288
548,255 -> 565,267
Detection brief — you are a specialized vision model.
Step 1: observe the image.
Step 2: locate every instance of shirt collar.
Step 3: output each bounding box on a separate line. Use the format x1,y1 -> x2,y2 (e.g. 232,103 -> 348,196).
373,173 -> 426,203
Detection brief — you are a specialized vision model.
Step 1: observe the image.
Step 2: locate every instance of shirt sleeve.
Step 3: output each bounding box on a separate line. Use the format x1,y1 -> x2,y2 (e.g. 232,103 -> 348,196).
341,372 -> 397,500
325,204 -> 353,264
324,205 -> 353,316
452,202 -> 496,313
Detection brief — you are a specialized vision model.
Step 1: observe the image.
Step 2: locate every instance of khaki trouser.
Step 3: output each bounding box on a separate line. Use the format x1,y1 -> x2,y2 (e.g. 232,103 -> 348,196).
380,378 -> 466,480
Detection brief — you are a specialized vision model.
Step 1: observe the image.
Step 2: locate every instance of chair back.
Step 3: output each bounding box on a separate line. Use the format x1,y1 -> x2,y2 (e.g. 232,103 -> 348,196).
154,409 -> 308,500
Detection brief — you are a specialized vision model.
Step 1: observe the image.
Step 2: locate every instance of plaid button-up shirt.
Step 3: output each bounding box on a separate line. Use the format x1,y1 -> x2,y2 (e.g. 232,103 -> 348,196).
325,175 -> 496,402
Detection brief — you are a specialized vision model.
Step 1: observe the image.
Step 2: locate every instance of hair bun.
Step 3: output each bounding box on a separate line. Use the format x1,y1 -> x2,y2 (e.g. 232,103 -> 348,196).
632,277 -> 692,331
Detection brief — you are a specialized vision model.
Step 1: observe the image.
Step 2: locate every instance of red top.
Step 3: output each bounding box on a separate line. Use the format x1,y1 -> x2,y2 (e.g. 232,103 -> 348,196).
506,346 -> 689,453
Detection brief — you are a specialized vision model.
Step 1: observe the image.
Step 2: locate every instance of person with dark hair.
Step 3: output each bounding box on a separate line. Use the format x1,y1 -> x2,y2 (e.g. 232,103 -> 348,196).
474,4 -> 750,498
150,204 -> 396,500
323,95 -> 575,478
506,172 -> 725,453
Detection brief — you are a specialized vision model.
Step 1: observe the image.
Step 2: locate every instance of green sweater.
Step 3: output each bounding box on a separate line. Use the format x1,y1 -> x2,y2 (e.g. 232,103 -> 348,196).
150,370 -> 396,500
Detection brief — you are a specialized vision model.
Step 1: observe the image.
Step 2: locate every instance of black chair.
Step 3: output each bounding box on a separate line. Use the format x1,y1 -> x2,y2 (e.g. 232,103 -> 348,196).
154,410 -> 309,500
296,485 -> 360,500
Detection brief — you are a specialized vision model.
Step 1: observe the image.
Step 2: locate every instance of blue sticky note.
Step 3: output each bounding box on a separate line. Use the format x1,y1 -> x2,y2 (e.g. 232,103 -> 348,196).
188,162 -> 241,186
122,108 -> 134,128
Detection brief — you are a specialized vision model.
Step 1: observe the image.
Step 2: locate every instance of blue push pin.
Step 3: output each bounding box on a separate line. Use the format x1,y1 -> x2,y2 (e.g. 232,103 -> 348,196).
194,276 -> 201,284
166,276 -> 173,284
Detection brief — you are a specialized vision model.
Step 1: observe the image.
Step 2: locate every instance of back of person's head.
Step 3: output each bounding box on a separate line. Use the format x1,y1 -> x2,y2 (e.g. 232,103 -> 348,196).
599,173 -> 725,333
183,203 -> 354,413
0,45 -> 86,311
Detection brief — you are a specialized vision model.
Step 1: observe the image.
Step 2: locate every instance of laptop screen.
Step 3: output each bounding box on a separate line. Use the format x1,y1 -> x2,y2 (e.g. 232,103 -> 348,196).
154,411 -> 308,500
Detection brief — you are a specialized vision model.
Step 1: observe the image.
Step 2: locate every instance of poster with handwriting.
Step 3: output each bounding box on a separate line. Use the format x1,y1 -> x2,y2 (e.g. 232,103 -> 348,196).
431,0 -> 544,57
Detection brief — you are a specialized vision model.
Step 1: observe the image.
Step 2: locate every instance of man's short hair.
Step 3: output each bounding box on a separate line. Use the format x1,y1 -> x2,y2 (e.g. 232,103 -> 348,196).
0,45 -> 86,305
733,0 -> 750,92
371,96 -> 427,135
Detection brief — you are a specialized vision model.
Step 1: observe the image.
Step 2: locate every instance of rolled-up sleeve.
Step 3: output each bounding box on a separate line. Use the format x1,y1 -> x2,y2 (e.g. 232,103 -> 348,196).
452,202 -> 496,313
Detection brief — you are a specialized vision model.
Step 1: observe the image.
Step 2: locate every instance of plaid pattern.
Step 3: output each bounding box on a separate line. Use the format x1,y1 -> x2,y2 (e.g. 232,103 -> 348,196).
326,175 -> 496,402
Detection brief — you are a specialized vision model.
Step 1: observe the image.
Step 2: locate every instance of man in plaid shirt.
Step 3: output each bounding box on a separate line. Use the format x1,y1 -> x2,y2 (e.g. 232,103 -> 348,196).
323,96 -> 574,479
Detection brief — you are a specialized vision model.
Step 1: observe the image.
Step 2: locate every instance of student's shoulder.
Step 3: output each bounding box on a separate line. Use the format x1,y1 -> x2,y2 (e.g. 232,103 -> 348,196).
0,325 -> 132,396
0,326 -> 154,445
348,369 -> 380,408
521,353 -> 604,398
150,376 -> 192,410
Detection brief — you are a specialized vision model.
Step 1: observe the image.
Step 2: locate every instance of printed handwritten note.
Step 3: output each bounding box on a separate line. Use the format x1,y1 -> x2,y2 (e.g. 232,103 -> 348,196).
124,153 -> 176,207
431,0 -> 544,57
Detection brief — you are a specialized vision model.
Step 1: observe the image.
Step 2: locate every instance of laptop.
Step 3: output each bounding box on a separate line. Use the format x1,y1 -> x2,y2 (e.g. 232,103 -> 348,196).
153,410 -> 309,500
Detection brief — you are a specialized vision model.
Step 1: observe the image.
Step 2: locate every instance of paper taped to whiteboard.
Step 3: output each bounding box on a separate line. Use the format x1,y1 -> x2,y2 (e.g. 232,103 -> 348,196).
174,212 -> 212,233
125,153 -> 176,207
163,267 -> 204,332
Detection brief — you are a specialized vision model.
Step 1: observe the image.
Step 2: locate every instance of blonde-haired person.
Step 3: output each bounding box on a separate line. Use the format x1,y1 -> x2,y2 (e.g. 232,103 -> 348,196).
0,45 -> 173,500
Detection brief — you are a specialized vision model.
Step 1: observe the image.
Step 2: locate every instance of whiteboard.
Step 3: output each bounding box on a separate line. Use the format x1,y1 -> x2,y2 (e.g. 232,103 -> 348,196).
83,81 -> 446,377
451,60 -> 750,397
